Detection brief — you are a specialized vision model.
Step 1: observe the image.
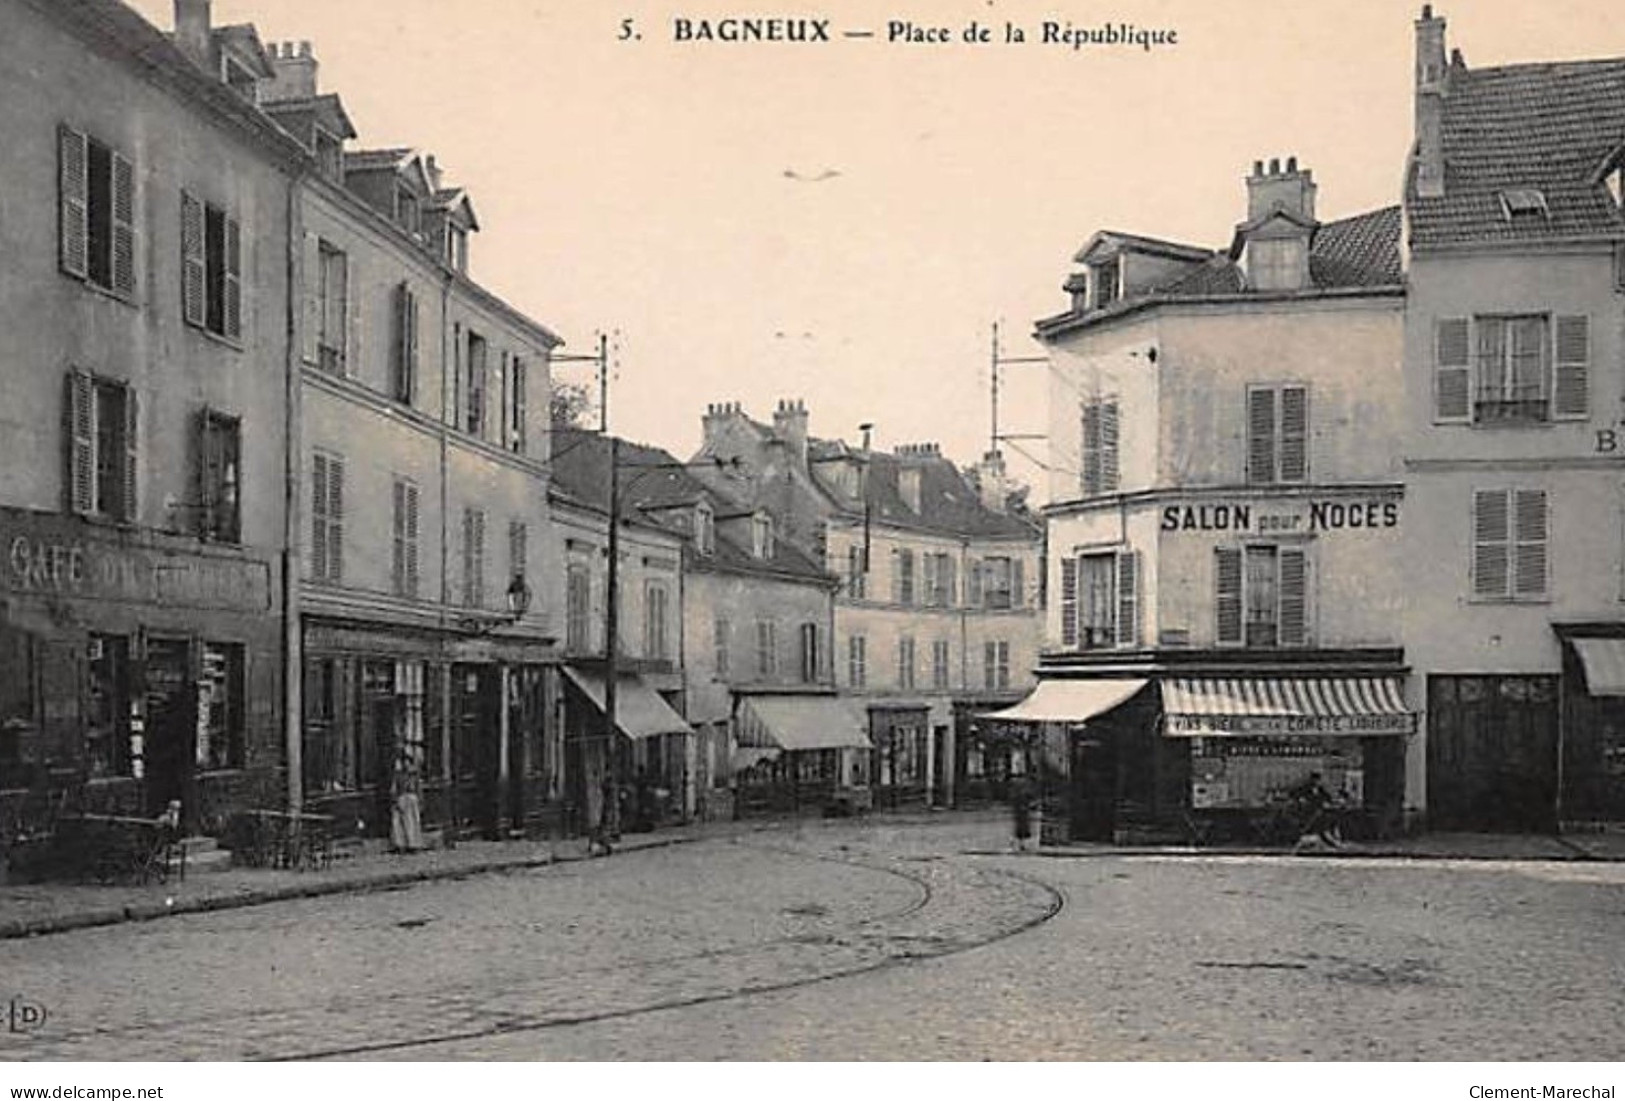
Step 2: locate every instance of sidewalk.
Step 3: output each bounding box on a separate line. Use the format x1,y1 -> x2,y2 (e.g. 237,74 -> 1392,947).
994,829 -> 1625,862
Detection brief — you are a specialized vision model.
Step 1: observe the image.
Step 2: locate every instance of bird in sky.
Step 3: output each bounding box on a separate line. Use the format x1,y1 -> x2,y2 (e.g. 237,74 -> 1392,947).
782,168 -> 842,182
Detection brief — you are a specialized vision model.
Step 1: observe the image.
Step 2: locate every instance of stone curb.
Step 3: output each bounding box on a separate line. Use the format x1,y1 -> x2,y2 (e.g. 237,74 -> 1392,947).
962,842 -> 1621,862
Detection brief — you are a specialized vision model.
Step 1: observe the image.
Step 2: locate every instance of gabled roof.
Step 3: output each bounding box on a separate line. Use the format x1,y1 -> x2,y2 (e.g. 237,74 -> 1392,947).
430,188 -> 480,231
809,449 -> 1039,541
1408,58 -> 1625,248
263,92 -> 357,141
1073,229 -> 1215,265
213,24 -> 275,76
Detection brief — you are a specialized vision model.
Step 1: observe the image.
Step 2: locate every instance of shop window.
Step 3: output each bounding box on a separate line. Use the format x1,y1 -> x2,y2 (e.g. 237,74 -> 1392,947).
196,643 -> 245,772
86,634 -> 131,779
59,125 -> 136,297
181,191 -> 242,340
303,657 -> 353,794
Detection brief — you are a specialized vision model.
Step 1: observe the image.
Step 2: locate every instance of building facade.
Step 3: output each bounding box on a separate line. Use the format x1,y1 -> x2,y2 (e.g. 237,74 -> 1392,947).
1402,7 -> 1625,831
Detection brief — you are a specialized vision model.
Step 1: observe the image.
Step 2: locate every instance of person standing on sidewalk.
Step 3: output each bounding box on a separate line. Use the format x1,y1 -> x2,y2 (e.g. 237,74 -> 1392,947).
1011,777 -> 1034,852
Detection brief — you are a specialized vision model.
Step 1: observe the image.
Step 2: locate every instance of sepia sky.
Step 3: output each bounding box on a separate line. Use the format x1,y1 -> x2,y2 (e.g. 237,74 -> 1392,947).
130,0 -> 1625,500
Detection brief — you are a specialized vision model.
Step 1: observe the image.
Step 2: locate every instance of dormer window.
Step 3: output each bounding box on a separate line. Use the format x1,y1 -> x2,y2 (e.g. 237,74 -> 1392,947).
751,514 -> 774,559
396,186 -> 422,239
314,128 -> 343,184
1092,259 -> 1120,309
695,503 -> 715,556
1247,237 -> 1307,292
899,468 -> 922,512
446,225 -> 468,273
1499,188 -> 1549,222
223,57 -> 258,103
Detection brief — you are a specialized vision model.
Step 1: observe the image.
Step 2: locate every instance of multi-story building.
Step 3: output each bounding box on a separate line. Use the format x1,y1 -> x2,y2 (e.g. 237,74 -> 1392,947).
1402,7 -> 1625,831
251,33 -> 561,842
694,401 -> 1043,807
1014,156 -> 1415,840
0,0 -> 305,835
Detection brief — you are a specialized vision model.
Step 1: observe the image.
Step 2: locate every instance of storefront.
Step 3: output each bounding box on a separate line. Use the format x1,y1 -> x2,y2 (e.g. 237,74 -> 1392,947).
1558,631 -> 1625,829
732,693 -> 872,816
868,703 -> 931,808
0,507 -> 282,836
562,667 -> 694,833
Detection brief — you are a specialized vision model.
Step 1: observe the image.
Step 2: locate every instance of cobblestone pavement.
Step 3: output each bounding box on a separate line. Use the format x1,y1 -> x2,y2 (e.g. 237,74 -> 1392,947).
0,817 -> 1056,1061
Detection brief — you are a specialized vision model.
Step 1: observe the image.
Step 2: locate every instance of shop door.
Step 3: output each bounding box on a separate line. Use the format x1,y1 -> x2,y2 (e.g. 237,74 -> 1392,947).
1069,730 -> 1116,842
360,661 -> 397,838
1428,675 -> 1559,832
454,665 -> 501,839
144,638 -> 196,822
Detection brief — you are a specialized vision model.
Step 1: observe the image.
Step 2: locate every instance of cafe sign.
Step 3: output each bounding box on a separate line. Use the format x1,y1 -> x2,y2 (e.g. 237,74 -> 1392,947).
1166,712 -> 1416,736
1159,497 -> 1399,535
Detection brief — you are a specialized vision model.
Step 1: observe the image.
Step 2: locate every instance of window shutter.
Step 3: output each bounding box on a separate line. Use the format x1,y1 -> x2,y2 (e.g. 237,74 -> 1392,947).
891,549 -> 902,604
342,247 -> 358,374
1279,547 -> 1308,646
405,482 -> 419,597
121,383 -> 138,522
1248,387 -> 1277,483
1080,402 -> 1101,494
1279,386 -> 1308,482
473,509 -> 486,606
198,407 -> 219,537
1115,550 -> 1140,649
509,519 -> 527,580
1215,547 -> 1243,645
1059,557 -> 1078,648
1552,315 -> 1589,421
1512,489 -> 1548,598
405,287 -> 419,403
327,455 -> 344,583
1011,557 -> 1025,609
1472,489 -> 1510,599
967,559 -> 983,606
222,215 -> 242,339
943,556 -> 956,608
110,151 -> 136,297
392,282 -> 413,401
451,325 -> 464,427
65,369 -> 93,515
1434,318 -> 1472,423
511,357 -> 526,454
311,454 -> 328,580
392,479 -> 407,594
302,233 -> 321,364
1100,400 -> 1120,491
181,191 -> 206,328
58,125 -> 89,279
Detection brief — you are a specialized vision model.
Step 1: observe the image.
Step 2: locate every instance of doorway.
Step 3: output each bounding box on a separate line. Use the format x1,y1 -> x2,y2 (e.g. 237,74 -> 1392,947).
1427,675 -> 1559,832
144,637 -> 195,824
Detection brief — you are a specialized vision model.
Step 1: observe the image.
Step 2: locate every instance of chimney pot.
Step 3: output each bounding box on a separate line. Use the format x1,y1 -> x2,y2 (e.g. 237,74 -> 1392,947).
1253,159 -> 1264,176
1286,155 -> 1298,172
1269,157 -> 1281,175
300,40 -> 312,56
173,0 -> 212,69
1421,3 -> 1432,18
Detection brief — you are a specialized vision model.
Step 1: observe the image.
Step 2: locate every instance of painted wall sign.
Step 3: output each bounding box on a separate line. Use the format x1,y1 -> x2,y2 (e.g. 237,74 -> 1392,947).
1167,712 -> 1416,736
1159,499 -> 1399,535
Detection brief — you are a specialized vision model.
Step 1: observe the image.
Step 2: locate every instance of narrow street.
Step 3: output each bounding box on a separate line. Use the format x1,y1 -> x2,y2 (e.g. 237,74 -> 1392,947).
3,817 -> 1623,1061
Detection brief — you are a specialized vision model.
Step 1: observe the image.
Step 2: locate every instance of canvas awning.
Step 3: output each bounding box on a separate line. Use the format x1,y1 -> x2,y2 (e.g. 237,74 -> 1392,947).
1161,677 -> 1415,737
1571,638 -> 1625,697
738,696 -> 872,752
731,746 -> 781,772
563,668 -> 694,740
980,679 -> 1148,724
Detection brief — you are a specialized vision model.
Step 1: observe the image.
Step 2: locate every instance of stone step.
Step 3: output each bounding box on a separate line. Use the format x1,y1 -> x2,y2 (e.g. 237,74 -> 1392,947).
170,837 -> 234,876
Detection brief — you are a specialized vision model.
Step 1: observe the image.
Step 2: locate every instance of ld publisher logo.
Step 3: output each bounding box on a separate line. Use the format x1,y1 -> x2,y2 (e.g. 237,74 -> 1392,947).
8,996 -> 48,1033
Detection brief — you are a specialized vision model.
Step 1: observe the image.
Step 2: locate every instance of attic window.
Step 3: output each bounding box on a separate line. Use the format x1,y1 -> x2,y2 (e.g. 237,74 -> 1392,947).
314,128 -> 343,184
1499,189 -> 1549,221
223,58 -> 258,103
899,468 -> 922,512
695,503 -> 715,557
397,185 -> 422,239
751,514 -> 774,559
1092,258 -> 1120,309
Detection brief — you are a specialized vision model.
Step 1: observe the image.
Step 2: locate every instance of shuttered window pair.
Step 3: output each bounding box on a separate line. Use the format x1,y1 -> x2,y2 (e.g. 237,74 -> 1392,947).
1214,545 -> 1308,648
391,478 -> 420,598
892,548 -> 916,605
462,507 -> 486,608
1060,550 -> 1139,651
1433,315 -> 1589,424
848,635 -> 867,689
310,452 -> 344,583
182,191 -> 242,340
977,556 -> 1024,610
58,125 -> 136,298
1247,384 -> 1309,484
1472,488 -> 1548,601
983,641 -> 1011,690
64,369 -> 137,522
931,639 -> 951,689
1080,398 -> 1120,496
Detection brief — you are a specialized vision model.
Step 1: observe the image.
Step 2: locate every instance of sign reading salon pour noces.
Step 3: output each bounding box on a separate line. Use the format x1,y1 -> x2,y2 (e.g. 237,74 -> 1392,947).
1159,499 -> 1399,535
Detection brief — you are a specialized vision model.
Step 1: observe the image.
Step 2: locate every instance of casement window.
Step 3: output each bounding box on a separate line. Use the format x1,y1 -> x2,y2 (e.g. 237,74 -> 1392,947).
314,242 -> 347,373
695,504 -> 715,556
798,622 -> 820,683
752,514 -> 774,558
1215,544 -> 1308,648
714,616 -> 731,678
65,370 -> 137,522
645,581 -> 670,660
1080,398 -> 1121,496
182,191 -> 242,340
464,331 -> 488,437
391,478 -> 420,598
197,643 -> 245,772
756,620 -> 778,677
1433,315 -> 1589,425
310,451 -> 344,583
983,641 -> 1011,690
848,635 -> 867,689
396,185 -> 421,239
391,282 -> 419,403
924,552 -> 956,607
1092,259 -> 1119,309
196,409 -> 241,543
1247,384 -> 1309,484
846,544 -> 867,598
931,639 -> 951,689
566,563 -> 591,652
446,225 -> 469,272
509,356 -> 528,454
893,548 -> 916,605
980,556 -> 1023,610
1070,550 -> 1139,651
58,125 -> 135,297
897,636 -> 917,691
462,507 -> 486,608
1472,488 -> 1548,601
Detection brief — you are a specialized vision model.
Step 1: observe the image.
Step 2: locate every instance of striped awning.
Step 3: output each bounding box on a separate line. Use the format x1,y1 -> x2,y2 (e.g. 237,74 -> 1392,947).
1571,638 -> 1625,697
1161,677 -> 1415,737
563,668 -> 695,740
980,679 -> 1149,724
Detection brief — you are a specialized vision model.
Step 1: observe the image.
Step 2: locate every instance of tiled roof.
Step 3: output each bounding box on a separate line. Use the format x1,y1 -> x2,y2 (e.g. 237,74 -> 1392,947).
811,449 -> 1039,540
1409,59 -> 1625,248
1074,230 -> 1214,264
1308,206 -> 1405,286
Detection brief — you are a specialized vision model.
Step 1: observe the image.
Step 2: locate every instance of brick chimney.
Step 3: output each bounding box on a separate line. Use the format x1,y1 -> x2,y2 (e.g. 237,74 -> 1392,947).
1246,156 -> 1317,224
975,449 -> 1009,513
1413,5 -> 1449,199
772,399 -> 809,467
702,401 -> 745,453
173,0 -> 213,70
261,40 -> 319,104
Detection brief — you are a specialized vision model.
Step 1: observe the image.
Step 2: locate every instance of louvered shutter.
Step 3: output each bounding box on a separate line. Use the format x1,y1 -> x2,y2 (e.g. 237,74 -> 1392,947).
342,247 -> 358,374
943,556 -> 956,608
473,509 -> 486,606
223,216 -> 241,339
1552,316 -> 1589,420
510,519 -> 527,580
121,383 -> 138,522
65,369 -> 93,514
1279,386 -> 1308,482
180,192 -> 206,328
1080,402 -> 1101,494
451,327 -> 464,428
967,559 -> 983,607
1215,547 -> 1243,645
391,479 -> 407,594
1434,318 -> 1472,423
198,407 -> 219,538
404,483 -> 420,598
1100,400 -> 1120,491
1059,557 -> 1078,648
1011,557 -> 1026,609
327,456 -> 344,583
110,151 -> 135,297
58,126 -> 88,279
1472,489 -> 1511,599
311,454 -> 329,580
405,287 -> 419,403
511,357 -> 526,453
1512,489 -> 1548,598
1279,547 -> 1308,646
1248,387 -> 1277,483
1115,550 -> 1139,649
301,233 -> 321,364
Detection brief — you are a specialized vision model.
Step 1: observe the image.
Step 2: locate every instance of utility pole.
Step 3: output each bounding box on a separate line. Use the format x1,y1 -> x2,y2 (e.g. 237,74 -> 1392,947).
603,433 -> 620,841
989,320 -> 1047,453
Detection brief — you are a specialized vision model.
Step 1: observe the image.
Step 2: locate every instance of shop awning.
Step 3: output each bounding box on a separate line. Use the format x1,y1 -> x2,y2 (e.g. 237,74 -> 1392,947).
563,668 -> 695,740
738,696 -> 872,752
1161,677 -> 1415,737
731,746 -> 781,772
979,679 -> 1148,724
1571,638 -> 1625,697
